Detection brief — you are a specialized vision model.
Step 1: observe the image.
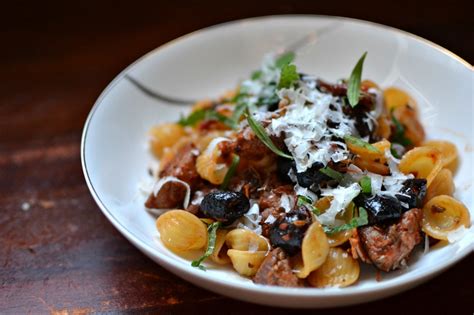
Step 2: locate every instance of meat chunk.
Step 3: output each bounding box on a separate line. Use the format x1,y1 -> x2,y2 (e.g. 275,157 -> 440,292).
349,229 -> 372,264
145,181 -> 187,209
358,208 -> 423,272
253,248 -> 302,287
231,126 -> 272,161
258,185 -> 296,237
159,143 -> 200,188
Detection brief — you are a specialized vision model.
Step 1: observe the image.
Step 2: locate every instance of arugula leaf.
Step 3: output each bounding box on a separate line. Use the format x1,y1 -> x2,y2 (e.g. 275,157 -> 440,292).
178,108 -> 237,129
191,222 -> 222,270
297,195 -> 320,215
245,112 -> 293,159
220,154 -> 240,190
319,166 -> 344,182
360,176 -> 372,194
278,64 -> 299,89
347,52 -> 368,107
324,207 -> 368,234
344,135 -> 380,153
275,51 -> 295,68
391,114 -> 412,146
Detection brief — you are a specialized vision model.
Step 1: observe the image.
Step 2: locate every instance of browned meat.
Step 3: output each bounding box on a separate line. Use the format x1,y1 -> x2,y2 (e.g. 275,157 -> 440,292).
231,126 -> 272,161
227,167 -> 262,199
159,143 -> 200,188
349,229 -> 372,264
358,208 -> 423,272
258,185 -> 295,211
253,248 -> 302,287
145,181 -> 187,209
186,186 -> 217,215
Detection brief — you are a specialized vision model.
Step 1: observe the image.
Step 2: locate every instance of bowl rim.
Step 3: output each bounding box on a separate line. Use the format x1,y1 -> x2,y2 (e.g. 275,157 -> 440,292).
81,14 -> 473,298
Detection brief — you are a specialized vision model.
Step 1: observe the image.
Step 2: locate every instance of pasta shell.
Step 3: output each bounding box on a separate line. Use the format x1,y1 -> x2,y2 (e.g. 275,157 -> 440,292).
191,99 -> 214,112
361,80 -> 380,90
392,105 -> 425,146
156,210 -> 207,252
295,221 -> 330,278
225,229 -> 269,252
353,157 -> 390,176
227,250 -> 267,277
315,199 -> 354,247
209,229 -> 231,265
159,136 -> 193,173
399,146 -> 443,187
307,248 -> 360,288
424,168 -> 455,203
422,140 -> 459,173
149,123 -> 186,158
383,87 -> 418,112
195,138 -> 230,185
347,139 -> 390,164
422,195 -> 471,240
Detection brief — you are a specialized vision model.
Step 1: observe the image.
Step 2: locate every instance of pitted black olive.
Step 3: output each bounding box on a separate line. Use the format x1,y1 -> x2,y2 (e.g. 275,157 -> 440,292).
200,191 -> 250,224
269,206 -> 312,256
396,179 -> 427,210
295,162 -> 328,188
277,157 -> 296,183
355,194 -> 402,225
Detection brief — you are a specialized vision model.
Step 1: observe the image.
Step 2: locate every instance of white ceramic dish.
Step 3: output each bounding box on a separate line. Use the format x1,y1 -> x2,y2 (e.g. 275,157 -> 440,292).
81,15 -> 474,308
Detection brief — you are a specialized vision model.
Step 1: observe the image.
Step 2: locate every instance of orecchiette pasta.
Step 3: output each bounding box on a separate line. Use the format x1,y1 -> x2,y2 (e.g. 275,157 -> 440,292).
399,146 -> 443,186
295,221 -> 330,278
225,229 -> 270,277
196,139 -> 230,185
383,87 -> 418,112
424,168 -> 454,203
209,229 -> 231,265
149,123 -> 186,158
315,198 -> 355,247
392,105 -> 425,146
307,247 -> 360,288
422,140 -> 459,173
422,195 -> 471,240
156,210 -> 207,252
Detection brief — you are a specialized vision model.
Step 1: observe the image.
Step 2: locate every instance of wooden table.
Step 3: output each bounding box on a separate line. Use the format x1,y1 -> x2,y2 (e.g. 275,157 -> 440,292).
1,1 -> 472,314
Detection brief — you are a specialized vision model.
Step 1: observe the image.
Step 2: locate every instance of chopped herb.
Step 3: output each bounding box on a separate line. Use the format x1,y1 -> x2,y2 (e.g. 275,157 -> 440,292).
220,154 -> 240,190
251,70 -> 262,80
278,64 -> 299,89
319,166 -> 344,182
390,144 -> 401,159
245,112 -> 293,159
191,221 -> 222,270
344,135 -> 380,153
324,207 -> 368,234
275,51 -> 295,68
231,101 -> 248,124
178,108 -> 237,129
360,176 -> 372,194
297,195 -> 320,215
347,52 -> 368,107
391,113 -> 412,146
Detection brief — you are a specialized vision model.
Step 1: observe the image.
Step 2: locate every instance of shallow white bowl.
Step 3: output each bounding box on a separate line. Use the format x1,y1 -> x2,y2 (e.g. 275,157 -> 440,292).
81,15 -> 474,308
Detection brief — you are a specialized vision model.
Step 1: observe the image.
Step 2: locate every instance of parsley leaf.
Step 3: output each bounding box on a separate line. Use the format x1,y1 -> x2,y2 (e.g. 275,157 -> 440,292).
344,135 -> 380,153
319,166 -> 344,182
297,195 -> 320,215
191,222 -> 222,270
275,51 -> 295,68
278,64 -> 299,89
347,52 -> 368,107
245,112 -> 293,159
324,207 -> 368,234
360,176 -> 372,194
220,154 -> 240,190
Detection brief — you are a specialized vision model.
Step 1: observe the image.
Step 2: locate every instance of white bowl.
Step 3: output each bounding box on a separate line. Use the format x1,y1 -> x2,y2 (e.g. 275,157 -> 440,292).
81,15 -> 473,308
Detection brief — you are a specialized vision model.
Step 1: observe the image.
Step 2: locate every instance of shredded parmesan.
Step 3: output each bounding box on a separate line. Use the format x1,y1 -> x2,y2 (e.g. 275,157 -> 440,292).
318,183 -> 361,226
233,203 -> 262,235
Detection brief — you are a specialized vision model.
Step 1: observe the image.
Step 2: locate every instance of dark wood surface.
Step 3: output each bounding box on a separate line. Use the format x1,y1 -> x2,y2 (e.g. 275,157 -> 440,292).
0,1 -> 472,314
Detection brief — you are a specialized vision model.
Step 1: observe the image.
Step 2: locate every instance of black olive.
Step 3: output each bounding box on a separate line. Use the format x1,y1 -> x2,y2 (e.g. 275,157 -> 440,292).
269,206 -> 312,256
355,194 -> 402,225
295,162 -> 328,188
277,157 -> 296,183
396,179 -> 427,210
200,191 -> 250,224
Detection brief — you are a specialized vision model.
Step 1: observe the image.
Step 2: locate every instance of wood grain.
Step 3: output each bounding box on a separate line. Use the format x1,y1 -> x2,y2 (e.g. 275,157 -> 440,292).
0,1 -> 472,314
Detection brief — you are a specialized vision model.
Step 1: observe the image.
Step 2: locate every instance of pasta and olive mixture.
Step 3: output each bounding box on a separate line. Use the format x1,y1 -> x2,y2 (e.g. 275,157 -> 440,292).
145,52 -> 471,288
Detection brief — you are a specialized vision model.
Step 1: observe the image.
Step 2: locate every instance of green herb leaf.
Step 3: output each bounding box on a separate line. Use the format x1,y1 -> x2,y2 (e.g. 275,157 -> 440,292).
344,135 -> 380,153
220,154 -> 240,190
324,207 -> 368,234
191,221 -> 222,270
297,195 -> 320,215
319,167 -> 344,182
347,52 -> 368,107
390,144 -> 401,159
178,109 -> 237,129
251,70 -> 262,80
360,176 -> 372,194
391,114 -> 412,146
275,51 -> 295,68
245,112 -> 293,159
278,64 -> 299,89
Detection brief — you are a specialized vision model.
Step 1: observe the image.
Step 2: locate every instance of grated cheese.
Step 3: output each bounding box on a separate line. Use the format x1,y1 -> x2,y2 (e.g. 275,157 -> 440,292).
318,183 -> 361,226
